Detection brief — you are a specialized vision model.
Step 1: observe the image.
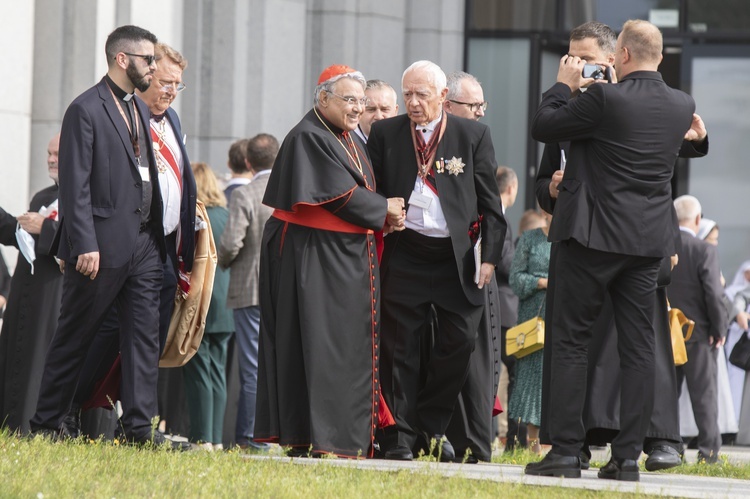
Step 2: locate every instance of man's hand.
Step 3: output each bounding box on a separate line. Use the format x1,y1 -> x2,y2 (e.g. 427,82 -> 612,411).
0,296 -> 6,309
736,311 -> 750,331
477,262 -> 495,289
76,251 -> 100,280
684,113 -> 707,143
386,197 -> 406,232
670,254 -> 679,270
549,170 -> 564,199
557,55 -> 588,94
709,335 -> 726,349
17,212 -> 45,235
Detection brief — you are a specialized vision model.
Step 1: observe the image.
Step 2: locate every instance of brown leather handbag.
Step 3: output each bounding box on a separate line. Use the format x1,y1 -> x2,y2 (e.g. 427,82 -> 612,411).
160,200 -> 217,367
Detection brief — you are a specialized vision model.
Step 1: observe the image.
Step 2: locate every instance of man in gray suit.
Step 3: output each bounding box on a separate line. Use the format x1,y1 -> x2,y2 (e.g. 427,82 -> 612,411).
669,195 -> 727,463
218,133 -> 279,450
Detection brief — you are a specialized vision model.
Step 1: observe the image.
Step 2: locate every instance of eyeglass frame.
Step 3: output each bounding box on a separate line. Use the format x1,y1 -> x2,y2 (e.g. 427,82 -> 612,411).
327,91 -> 367,107
156,78 -> 187,93
448,99 -> 488,112
122,52 -> 156,66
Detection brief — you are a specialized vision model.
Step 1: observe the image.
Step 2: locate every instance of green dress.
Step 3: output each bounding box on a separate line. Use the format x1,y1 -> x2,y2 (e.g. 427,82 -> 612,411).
507,228 -> 550,427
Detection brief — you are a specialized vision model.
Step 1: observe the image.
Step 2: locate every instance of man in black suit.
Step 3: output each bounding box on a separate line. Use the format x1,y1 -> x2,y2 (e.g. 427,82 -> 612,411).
670,195 -> 727,464
526,20 -> 707,480
29,25 -> 183,449
368,60 -> 506,462
64,43 -> 198,440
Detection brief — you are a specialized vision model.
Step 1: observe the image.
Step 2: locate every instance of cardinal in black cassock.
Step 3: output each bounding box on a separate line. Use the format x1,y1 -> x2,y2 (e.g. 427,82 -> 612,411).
254,65 -> 403,458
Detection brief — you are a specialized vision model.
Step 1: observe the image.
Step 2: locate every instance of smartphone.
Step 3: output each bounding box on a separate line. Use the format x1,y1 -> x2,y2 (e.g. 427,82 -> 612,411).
582,64 -> 604,79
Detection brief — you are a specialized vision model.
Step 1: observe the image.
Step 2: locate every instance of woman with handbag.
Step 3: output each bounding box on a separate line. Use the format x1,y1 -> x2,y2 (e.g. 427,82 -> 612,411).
507,211 -> 551,455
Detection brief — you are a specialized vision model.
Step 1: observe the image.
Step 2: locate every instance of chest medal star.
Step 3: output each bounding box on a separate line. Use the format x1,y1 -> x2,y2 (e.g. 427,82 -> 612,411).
445,156 -> 465,176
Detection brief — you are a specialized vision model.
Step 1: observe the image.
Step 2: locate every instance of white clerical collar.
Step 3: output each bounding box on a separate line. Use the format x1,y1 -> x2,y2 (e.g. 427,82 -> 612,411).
123,93 -> 134,102
679,226 -> 697,237
415,113 -> 442,134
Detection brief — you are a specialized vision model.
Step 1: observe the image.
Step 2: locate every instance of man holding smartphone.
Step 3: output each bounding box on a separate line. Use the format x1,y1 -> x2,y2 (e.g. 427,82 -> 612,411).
527,20 -> 708,481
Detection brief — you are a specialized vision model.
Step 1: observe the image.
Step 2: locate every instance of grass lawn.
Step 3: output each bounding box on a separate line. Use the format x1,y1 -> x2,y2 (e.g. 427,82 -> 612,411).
1,431 -> 747,498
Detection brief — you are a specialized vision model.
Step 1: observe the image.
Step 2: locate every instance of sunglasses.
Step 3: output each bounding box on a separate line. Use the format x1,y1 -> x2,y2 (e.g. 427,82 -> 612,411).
123,52 -> 156,66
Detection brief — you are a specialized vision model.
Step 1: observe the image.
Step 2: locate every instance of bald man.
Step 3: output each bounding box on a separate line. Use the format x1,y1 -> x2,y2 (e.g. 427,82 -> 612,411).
526,20 -> 708,480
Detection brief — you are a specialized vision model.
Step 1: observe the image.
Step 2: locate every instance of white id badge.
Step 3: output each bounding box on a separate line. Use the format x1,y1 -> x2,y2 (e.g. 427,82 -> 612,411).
408,190 -> 432,209
138,166 -> 150,182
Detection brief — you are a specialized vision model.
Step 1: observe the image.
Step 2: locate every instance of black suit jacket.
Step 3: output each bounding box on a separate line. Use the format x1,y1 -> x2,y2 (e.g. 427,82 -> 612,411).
668,230 -> 728,342
368,114 -> 506,306
56,77 -> 165,267
164,107 -> 197,271
532,71 -> 700,258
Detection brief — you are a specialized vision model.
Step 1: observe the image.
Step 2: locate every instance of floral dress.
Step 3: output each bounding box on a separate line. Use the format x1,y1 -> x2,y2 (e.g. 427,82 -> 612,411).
507,228 -> 550,426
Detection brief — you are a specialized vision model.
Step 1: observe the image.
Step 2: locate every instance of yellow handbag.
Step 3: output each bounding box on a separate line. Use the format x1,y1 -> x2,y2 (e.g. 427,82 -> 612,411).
668,302 -> 694,366
506,316 -> 545,359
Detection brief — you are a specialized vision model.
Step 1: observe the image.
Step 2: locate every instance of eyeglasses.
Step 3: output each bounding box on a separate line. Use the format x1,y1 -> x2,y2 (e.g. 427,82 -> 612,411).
159,80 -> 187,93
449,100 -> 488,112
329,92 -> 367,107
123,52 -> 156,66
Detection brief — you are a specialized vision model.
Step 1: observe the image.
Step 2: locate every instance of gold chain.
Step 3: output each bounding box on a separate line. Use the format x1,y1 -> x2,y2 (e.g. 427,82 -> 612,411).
314,108 -> 369,188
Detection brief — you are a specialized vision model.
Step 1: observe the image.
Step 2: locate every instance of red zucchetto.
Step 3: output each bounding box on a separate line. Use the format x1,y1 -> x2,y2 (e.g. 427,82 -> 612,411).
317,64 -> 360,85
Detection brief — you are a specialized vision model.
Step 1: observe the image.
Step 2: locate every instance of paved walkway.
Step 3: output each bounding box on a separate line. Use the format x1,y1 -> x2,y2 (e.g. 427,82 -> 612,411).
245,446 -> 750,498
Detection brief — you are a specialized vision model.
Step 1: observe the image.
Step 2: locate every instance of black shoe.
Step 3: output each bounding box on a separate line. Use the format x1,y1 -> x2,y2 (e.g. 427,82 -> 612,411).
580,451 -> 591,470
645,445 -> 683,471
424,434 -> 455,462
61,408 -> 82,439
598,457 -> 640,481
286,446 -> 314,458
130,430 -> 191,451
29,424 -> 75,442
696,451 -> 719,464
525,452 -> 581,478
384,445 -> 413,461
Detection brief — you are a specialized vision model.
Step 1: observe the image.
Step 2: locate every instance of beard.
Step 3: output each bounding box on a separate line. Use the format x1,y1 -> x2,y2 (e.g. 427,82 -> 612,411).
127,63 -> 152,93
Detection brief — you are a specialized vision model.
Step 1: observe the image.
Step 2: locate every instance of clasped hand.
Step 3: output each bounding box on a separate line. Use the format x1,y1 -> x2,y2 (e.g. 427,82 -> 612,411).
385,197 -> 406,234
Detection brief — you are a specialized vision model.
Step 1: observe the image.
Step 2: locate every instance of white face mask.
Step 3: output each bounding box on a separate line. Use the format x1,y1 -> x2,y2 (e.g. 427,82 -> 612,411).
16,224 -> 36,275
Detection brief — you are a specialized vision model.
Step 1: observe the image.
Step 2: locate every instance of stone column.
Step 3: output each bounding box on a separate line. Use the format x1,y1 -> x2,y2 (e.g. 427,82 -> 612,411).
1,3 -> 35,214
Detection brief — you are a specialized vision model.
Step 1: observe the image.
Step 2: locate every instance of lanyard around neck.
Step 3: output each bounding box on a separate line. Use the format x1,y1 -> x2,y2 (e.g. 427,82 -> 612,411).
106,82 -> 142,164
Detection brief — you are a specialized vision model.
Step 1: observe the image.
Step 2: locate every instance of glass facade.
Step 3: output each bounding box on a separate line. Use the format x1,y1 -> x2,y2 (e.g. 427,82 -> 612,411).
467,39 -> 531,233
466,0 -> 750,276
688,52 -> 750,277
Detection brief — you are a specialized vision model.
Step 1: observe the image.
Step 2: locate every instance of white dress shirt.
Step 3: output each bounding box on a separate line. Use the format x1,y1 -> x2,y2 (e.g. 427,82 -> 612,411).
404,113 -> 450,238
153,117 -> 183,236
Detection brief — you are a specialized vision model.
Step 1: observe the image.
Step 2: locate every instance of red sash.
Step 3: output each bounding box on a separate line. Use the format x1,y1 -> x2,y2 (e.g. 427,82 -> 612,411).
272,204 -> 373,234
150,124 -> 182,189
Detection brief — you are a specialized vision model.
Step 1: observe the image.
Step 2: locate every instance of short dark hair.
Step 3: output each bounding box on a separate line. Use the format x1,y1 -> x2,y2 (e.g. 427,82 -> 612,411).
569,21 -> 617,55
227,139 -> 249,174
105,25 -> 158,66
246,133 -> 280,171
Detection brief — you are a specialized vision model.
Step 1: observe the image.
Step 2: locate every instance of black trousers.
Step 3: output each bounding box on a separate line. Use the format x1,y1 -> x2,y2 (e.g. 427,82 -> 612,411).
547,239 -> 660,460
445,276 -> 502,461
73,232 -> 178,407
31,229 -> 163,439
380,231 -> 483,450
